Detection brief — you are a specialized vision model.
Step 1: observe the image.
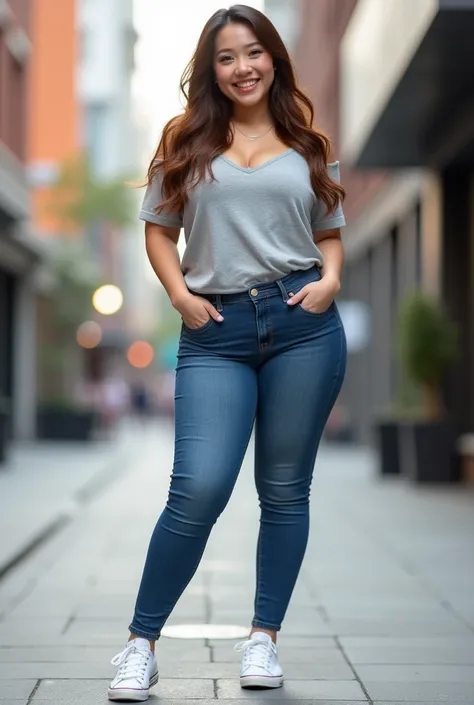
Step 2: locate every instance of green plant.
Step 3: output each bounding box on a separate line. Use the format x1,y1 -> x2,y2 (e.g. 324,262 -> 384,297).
48,152 -> 136,229
396,292 -> 458,420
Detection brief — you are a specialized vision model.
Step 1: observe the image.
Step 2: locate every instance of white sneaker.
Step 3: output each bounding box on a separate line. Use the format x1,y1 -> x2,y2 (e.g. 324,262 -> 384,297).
108,638 -> 158,701
235,631 -> 284,688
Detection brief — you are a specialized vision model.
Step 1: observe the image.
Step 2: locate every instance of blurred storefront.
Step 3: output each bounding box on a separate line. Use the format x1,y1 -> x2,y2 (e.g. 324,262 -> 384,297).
295,0 -> 474,443
0,0 -> 41,441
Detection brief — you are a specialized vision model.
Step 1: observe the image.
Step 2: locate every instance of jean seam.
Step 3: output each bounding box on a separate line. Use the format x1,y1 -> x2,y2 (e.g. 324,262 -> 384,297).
130,538 -> 207,642
319,318 -> 346,428
127,624 -> 160,640
254,520 -> 264,628
251,619 -> 281,631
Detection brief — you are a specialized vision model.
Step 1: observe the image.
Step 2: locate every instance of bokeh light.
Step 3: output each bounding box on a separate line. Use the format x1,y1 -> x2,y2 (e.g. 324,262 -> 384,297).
127,341 -> 154,369
92,285 -> 123,316
76,321 -> 102,349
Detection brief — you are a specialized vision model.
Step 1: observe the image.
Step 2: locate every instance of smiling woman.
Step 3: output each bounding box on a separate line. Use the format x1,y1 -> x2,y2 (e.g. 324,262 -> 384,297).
107,5 -> 347,703
150,5 -> 344,217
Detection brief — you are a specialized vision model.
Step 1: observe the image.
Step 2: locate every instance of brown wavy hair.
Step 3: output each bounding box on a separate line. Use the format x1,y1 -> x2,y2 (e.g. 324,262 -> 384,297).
148,4 -> 345,217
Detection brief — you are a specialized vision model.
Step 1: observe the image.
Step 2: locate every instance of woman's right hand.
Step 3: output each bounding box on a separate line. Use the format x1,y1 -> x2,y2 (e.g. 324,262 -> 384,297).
172,292 -> 224,329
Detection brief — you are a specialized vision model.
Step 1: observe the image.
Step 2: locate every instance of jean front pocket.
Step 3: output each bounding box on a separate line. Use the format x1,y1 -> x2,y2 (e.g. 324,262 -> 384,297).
297,300 -> 335,318
182,317 -> 214,334
289,269 -> 334,318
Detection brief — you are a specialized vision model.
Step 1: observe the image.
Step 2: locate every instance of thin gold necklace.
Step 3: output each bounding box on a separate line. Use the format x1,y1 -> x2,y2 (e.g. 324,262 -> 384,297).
232,122 -> 274,141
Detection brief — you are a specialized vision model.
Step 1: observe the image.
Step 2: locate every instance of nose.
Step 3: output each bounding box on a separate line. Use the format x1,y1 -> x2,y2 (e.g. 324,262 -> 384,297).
234,59 -> 252,76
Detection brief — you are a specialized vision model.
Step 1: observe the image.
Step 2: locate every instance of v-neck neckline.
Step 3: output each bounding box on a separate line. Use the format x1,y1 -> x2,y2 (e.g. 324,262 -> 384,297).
218,148 -> 294,174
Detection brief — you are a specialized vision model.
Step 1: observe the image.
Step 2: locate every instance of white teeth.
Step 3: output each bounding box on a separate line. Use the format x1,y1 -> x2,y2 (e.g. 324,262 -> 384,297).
236,79 -> 258,88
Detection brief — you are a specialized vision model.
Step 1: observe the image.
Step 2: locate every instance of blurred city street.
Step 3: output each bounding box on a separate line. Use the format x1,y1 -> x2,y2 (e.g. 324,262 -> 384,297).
0,420 -> 474,704
2,0 -> 474,703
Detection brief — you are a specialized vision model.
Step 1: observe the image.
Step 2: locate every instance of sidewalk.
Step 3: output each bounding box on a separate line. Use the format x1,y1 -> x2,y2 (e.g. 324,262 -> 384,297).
0,422 -> 134,580
0,420 -> 473,704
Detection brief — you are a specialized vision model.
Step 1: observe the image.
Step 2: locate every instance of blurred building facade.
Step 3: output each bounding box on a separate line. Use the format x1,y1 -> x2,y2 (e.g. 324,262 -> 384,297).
295,0 -> 474,443
0,0 -> 156,445
264,0 -> 301,54
0,0 -> 41,440
77,0 -> 153,346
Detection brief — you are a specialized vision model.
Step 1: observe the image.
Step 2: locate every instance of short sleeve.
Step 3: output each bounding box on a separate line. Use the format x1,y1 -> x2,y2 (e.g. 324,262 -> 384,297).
138,165 -> 183,229
311,161 -> 346,231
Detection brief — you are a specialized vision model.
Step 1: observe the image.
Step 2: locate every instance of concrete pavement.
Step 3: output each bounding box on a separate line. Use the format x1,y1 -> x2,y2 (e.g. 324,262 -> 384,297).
0,423 -> 133,580
0,420 -> 473,704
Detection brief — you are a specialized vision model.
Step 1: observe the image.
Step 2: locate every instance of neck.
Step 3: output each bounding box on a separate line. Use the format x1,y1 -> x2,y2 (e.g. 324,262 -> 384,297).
232,100 -> 272,127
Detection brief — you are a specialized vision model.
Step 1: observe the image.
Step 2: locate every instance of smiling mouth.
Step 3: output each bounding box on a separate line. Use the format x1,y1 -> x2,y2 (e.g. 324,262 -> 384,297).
233,78 -> 260,90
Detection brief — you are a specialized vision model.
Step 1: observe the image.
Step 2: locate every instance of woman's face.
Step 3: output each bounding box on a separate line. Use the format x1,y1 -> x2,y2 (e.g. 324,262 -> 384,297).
214,22 -> 274,108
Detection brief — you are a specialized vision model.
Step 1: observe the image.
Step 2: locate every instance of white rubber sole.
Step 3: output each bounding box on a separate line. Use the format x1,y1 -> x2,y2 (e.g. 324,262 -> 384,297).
108,671 -> 159,701
240,674 -> 284,688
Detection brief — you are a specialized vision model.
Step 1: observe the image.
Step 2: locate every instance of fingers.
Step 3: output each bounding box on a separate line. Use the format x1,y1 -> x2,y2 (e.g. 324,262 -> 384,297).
203,301 -> 224,322
287,286 -> 307,305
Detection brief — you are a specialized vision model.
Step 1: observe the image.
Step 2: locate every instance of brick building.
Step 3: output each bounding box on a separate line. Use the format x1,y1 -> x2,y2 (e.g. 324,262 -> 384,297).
295,0 -> 474,444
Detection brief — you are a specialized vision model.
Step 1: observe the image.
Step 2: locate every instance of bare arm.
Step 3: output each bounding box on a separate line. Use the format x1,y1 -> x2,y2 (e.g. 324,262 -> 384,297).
144,221 -> 223,326
144,221 -> 188,306
286,228 -> 344,312
314,228 -> 344,292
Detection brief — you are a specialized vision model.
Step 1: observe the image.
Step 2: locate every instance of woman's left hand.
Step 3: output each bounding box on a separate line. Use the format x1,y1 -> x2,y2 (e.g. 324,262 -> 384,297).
286,276 -> 340,314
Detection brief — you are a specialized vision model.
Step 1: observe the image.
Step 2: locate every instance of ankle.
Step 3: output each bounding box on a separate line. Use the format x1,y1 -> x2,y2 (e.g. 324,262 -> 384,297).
128,633 -> 155,653
250,627 -> 277,644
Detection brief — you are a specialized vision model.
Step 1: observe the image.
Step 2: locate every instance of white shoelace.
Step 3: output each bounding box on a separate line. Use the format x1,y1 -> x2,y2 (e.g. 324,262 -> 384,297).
234,636 -> 276,671
111,643 -> 151,684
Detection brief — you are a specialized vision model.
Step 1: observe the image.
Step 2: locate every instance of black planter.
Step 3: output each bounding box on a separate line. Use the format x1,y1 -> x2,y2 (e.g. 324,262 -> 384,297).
399,420 -> 460,483
0,409 -> 9,464
37,406 -> 97,441
375,420 -> 401,476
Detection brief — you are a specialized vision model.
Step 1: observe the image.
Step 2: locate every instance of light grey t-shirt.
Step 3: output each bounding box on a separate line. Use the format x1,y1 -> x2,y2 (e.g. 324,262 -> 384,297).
139,148 -> 345,294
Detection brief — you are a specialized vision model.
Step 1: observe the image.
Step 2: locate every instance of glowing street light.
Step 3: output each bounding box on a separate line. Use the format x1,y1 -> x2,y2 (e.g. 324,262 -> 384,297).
92,285 -> 123,316
76,320 -> 102,349
127,341 -> 154,369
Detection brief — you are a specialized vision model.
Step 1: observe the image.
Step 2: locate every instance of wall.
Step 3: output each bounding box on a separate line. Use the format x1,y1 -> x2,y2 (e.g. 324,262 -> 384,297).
28,0 -> 78,236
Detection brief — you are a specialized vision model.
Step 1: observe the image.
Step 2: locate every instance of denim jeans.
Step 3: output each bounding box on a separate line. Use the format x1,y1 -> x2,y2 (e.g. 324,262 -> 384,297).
129,266 -> 346,639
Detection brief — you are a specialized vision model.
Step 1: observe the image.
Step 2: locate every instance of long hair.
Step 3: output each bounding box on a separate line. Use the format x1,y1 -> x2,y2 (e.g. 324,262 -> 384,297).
148,4 -> 345,216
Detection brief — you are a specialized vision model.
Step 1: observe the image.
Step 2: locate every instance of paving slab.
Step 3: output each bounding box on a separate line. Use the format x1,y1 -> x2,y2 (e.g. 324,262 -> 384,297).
355,663 -> 474,682
1,426 -> 474,705
343,644 -> 474,664
33,678 -> 214,700
0,429 -> 131,580
217,679 -> 367,700
365,681 -> 474,702
0,680 -> 37,699
0,645 -> 211,663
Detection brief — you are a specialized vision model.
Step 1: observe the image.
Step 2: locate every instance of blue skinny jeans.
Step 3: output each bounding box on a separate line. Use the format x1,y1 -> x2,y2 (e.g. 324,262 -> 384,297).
130,267 -> 346,639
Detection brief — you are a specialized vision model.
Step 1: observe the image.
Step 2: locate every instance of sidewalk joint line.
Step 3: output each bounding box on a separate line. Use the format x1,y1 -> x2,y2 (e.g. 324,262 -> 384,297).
334,635 -> 373,705
26,678 -> 41,704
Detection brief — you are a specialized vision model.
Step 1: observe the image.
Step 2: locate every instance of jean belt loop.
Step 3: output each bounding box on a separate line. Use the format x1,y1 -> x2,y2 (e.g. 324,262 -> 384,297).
276,278 -> 289,303
215,294 -> 223,313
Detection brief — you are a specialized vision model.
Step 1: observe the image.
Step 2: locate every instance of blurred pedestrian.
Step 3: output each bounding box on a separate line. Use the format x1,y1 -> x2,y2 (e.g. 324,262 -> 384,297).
100,376 -> 129,435
109,5 -> 347,701
130,381 -> 151,424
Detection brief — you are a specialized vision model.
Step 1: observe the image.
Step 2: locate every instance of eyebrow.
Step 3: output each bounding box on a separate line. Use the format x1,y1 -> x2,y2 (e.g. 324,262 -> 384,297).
216,41 -> 262,55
